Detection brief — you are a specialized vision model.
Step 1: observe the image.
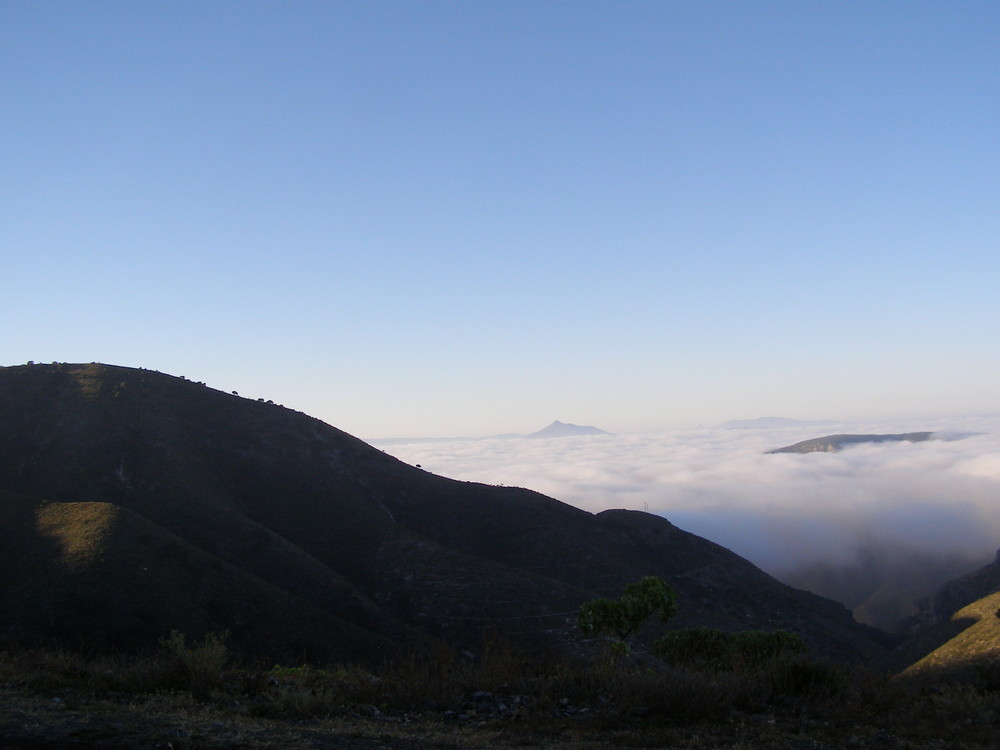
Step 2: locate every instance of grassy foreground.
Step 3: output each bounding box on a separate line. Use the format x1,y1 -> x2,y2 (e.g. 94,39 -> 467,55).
1,636 -> 999,749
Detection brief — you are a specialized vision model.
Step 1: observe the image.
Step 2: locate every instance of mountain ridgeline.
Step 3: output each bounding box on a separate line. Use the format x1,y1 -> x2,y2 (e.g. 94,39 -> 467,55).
0,364 -> 887,663
767,432 -> 934,454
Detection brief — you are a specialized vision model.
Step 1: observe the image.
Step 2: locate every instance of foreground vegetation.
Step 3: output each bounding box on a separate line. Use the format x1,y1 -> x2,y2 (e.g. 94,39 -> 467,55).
2,633 -> 1000,749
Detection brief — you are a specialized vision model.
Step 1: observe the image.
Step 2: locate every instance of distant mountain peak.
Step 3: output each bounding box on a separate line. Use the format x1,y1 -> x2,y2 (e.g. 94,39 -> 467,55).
526,420 -> 610,438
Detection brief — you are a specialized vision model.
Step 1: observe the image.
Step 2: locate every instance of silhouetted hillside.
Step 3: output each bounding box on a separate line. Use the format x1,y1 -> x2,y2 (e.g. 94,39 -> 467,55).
0,363 -> 886,662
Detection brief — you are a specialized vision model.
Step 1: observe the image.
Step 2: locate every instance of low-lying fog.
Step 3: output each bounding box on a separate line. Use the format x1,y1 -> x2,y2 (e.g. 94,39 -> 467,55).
373,416 -> 1000,631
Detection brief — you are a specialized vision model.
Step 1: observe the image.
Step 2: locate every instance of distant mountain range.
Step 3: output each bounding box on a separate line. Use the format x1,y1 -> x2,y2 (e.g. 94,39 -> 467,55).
720,417 -> 837,430
0,363 -> 883,663
372,420 -> 609,445
767,432 -> 935,454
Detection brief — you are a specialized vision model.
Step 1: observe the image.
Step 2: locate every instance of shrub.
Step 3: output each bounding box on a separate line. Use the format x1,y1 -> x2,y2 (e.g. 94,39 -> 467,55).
653,627 -> 733,670
771,659 -> 850,699
731,630 -> 806,665
256,663 -> 380,718
653,628 -> 806,672
159,630 -> 229,698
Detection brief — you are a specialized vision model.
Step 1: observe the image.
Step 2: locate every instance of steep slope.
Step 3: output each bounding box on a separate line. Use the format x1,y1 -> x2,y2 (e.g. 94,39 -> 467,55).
377,486 -> 881,658
0,492 -> 392,660
891,591 -> 1000,682
899,549 -> 1000,635
882,550 -> 1000,678
0,363 -> 886,661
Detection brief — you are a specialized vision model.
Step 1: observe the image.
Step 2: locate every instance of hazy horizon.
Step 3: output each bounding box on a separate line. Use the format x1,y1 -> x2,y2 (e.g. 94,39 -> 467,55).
378,413 -> 1000,627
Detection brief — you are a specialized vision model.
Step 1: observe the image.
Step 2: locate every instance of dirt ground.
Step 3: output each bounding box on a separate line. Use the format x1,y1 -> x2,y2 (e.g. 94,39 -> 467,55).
2,684 -> 995,750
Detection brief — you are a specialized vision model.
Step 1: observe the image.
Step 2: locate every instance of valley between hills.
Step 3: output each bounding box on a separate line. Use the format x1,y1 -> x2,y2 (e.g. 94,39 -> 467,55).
2,362 -> 1000,748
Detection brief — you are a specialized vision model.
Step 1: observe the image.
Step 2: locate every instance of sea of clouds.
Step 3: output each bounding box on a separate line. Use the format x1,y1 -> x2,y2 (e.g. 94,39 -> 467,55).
373,415 -> 1000,629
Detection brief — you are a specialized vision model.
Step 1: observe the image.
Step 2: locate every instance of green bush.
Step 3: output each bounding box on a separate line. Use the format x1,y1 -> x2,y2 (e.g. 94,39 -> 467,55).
653,628 -> 806,672
653,627 -> 733,670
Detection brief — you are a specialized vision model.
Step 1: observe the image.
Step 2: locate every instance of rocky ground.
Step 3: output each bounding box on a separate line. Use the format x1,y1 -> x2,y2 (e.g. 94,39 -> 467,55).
2,683 -> 996,750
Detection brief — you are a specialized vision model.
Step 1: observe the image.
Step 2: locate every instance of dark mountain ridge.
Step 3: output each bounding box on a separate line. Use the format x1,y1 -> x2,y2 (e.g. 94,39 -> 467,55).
0,363 -> 886,662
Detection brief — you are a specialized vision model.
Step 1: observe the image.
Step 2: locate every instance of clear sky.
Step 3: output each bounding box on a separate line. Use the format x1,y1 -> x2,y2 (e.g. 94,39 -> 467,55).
4,1 -> 999,438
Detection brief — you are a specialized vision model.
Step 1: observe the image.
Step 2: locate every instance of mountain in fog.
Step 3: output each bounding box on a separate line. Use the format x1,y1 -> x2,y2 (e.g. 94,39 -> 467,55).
526,420 -> 610,438
369,421 -> 607,445
767,432 -> 934,454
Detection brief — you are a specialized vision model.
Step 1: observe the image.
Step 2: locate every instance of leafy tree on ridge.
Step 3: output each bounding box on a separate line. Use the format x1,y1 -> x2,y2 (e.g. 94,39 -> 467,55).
577,576 -> 677,655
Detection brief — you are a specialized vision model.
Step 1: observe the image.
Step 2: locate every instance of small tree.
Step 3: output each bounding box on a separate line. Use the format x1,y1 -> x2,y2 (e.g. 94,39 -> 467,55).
578,576 -> 677,655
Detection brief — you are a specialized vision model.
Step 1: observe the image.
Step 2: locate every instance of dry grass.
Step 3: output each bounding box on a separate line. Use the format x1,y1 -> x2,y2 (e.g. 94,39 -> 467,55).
901,591 -> 1000,682
2,636 -> 1000,749
34,501 -> 119,570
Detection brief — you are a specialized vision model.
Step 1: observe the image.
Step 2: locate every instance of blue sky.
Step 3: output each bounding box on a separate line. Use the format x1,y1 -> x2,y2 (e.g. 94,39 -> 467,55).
4,1 -> 999,438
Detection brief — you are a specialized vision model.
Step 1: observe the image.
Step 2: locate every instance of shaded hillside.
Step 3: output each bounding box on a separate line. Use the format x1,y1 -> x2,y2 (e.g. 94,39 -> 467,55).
880,549 -> 1000,678
0,491 -> 393,660
783,546 -> 979,632
0,363 -> 885,662
767,432 -> 933,454
888,590 -> 1000,682
899,548 -> 1000,635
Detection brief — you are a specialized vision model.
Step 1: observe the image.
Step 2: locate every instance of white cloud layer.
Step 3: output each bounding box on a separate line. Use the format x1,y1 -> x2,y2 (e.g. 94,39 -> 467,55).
374,415 -> 1000,626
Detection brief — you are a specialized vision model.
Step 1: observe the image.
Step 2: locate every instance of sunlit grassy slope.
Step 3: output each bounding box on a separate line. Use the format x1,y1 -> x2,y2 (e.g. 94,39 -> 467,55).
899,591 -> 1000,681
